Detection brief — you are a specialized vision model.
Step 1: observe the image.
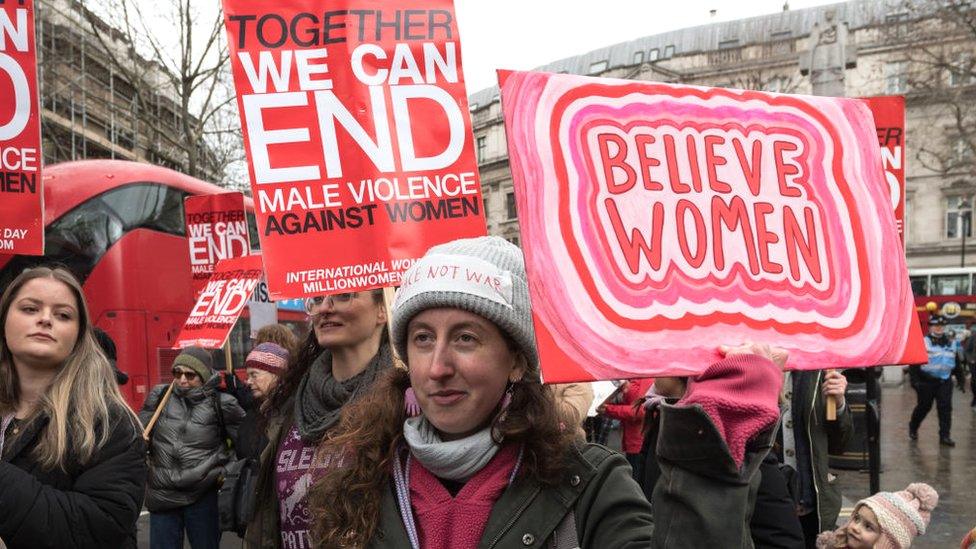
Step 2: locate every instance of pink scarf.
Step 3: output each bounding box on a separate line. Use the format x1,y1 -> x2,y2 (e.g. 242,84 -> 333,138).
409,443 -> 519,549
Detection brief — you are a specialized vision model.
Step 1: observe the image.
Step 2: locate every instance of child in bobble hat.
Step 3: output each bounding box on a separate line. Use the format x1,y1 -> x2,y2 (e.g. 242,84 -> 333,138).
816,483 -> 938,548
961,526 -> 976,549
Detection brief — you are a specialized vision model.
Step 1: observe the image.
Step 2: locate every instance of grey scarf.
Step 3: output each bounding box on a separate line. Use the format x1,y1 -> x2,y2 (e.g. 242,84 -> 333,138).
402,416 -> 500,481
294,344 -> 391,442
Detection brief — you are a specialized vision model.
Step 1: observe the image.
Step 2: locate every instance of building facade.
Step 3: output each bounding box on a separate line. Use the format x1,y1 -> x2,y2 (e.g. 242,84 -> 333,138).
34,0 -> 220,182
470,0 -> 976,282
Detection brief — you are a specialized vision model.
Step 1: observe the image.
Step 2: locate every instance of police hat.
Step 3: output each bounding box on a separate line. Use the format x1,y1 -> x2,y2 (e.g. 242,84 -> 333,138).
928,316 -> 947,326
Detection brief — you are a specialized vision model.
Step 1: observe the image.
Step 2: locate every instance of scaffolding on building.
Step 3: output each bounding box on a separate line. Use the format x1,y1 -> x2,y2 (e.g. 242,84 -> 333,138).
34,0 -> 220,182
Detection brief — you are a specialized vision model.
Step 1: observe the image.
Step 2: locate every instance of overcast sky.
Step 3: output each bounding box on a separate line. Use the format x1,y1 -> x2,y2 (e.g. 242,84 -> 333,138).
454,0 -> 842,94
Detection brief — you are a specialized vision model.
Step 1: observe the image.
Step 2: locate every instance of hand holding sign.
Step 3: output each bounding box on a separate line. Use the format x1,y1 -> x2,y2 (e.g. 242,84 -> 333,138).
821,369 -> 848,420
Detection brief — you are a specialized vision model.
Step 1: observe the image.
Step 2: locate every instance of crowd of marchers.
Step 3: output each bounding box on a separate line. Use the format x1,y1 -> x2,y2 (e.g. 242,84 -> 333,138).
1,237 -> 967,549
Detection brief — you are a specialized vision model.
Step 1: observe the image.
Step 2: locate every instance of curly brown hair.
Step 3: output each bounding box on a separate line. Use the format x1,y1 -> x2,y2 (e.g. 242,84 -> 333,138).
253,323 -> 299,357
308,365 -> 576,547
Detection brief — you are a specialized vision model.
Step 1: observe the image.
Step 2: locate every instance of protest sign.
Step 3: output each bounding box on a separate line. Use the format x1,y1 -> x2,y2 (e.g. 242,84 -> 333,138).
174,254 -> 264,349
500,70 -> 927,382
247,278 -> 278,337
0,0 -> 43,255
221,0 -> 487,300
184,192 -> 251,294
862,96 -> 905,245
586,381 -> 620,417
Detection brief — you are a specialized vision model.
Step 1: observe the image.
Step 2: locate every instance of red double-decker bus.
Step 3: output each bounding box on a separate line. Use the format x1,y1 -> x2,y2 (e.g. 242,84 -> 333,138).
0,160 -> 304,409
909,267 -> 976,337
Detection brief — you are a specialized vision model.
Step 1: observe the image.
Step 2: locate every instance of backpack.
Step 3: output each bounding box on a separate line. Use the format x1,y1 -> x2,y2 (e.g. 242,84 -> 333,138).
211,392 -> 257,536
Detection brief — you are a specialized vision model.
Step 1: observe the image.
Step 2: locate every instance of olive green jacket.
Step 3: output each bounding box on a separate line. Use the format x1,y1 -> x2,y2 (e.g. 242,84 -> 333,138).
243,409 -> 287,549
369,443 -> 654,548
792,370 -> 854,532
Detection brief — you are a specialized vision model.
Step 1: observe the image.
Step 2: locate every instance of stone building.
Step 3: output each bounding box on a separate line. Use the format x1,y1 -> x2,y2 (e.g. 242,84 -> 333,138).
469,0 -> 976,290
34,0 -> 220,181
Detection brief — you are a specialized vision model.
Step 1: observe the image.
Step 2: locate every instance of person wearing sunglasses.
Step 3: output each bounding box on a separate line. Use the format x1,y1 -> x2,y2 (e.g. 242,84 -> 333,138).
245,289 -> 393,549
139,347 -> 245,549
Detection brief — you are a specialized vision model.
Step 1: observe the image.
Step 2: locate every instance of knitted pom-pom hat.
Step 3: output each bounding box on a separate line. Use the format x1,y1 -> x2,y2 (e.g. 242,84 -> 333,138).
858,483 -> 939,548
961,526 -> 976,549
391,236 -> 539,381
245,342 -> 290,375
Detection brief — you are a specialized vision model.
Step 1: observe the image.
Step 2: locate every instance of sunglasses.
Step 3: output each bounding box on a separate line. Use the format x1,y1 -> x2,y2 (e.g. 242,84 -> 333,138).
304,293 -> 356,313
171,369 -> 199,381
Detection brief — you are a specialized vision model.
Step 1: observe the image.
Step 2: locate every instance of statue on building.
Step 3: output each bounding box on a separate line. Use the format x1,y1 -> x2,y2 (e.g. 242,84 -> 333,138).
799,9 -> 857,96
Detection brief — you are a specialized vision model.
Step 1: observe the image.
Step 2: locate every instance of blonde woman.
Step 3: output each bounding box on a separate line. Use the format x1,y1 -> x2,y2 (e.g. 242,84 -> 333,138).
0,266 -> 146,548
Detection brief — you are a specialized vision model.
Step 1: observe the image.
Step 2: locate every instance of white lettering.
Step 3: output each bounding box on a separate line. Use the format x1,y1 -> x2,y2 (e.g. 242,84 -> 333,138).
391,85 -> 464,172
238,50 -> 292,94
242,92 -> 319,184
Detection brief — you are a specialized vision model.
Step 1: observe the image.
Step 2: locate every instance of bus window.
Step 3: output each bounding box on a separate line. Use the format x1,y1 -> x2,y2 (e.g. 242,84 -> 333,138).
100,183 -> 187,235
931,274 -> 971,295
909,276 -> 929,297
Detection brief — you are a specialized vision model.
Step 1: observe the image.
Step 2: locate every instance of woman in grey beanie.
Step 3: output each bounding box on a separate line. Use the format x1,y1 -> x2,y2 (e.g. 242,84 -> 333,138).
308,236 -> 654,547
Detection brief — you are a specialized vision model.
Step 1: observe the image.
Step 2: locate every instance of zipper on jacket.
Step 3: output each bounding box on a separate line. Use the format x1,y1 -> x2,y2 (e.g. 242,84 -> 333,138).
486,485 -> 542,549
807,370 -> 822,532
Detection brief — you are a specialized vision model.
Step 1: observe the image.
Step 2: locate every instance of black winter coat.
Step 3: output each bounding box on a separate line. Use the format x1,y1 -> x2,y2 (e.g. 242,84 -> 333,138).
0,406 -> 147,549
139,375 -> 245,512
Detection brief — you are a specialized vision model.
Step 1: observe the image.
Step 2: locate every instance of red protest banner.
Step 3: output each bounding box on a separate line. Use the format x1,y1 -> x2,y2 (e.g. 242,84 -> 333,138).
184,192 -> 251,294
500,70 -> 926,382
0,0 -> 43,255
862,96 -> 906,245
221,0 -> 487,300
173,254 -> 264,349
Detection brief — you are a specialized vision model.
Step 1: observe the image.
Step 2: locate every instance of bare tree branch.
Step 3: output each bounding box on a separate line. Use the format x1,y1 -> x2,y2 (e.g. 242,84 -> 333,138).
78,0 -> 241,185
897,0 -> 976,180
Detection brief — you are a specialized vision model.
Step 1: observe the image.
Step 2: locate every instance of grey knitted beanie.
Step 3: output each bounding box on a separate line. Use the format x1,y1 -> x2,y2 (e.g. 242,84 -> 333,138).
391,236 -> 539,381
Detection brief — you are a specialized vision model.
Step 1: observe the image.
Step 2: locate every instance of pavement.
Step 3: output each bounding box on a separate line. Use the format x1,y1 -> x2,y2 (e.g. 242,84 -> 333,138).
833,376 -> 976,548
135,378 -> 975,548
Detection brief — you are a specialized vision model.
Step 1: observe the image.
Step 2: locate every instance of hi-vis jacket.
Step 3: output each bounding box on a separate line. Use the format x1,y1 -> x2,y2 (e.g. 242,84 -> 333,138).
922,335 -> 959,380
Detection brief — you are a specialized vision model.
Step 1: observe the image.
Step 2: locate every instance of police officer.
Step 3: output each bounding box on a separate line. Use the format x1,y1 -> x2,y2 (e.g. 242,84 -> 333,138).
909,316 -> 959,447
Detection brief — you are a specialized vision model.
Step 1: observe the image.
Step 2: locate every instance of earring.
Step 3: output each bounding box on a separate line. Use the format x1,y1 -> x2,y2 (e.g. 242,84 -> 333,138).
404,387 -> 421,417
496,382 -> 516,424
500,382 -> 514,410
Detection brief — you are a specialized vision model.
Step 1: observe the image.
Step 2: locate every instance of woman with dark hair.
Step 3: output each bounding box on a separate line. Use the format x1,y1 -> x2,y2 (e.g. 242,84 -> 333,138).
245,288 -> 393,549
0,266 -> 146,548
309,236 -> 788,548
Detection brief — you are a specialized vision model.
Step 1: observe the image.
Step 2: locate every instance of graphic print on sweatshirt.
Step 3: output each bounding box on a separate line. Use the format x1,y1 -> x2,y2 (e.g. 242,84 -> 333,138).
276,425 -> 316,549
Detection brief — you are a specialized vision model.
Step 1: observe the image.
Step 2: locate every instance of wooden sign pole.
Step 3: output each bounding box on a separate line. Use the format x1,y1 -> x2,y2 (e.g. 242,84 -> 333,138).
825,369 -> 837,421
223,340 -> 234,374
142,381 -> 175,441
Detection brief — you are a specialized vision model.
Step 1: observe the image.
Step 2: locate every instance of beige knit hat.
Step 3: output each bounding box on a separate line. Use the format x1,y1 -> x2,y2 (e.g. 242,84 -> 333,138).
857,483 -> 938,548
